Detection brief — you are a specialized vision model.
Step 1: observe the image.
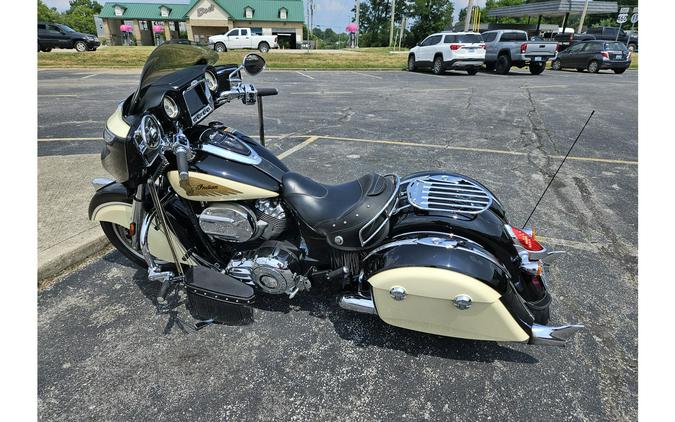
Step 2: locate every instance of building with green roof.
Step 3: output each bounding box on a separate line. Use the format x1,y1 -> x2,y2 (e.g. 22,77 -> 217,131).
98,0 -> 304,48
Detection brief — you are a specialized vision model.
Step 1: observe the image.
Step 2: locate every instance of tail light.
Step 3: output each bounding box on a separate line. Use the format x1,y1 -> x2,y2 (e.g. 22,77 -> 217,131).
520,43 -> 527,54
511,227 -> 544,251
601,51 -> 609,59
479,43 -> 486,49
450,44 -> 461,51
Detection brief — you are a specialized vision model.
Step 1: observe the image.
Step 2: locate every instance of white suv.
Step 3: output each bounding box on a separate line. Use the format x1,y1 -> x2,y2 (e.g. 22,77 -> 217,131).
408,32 -> 486,75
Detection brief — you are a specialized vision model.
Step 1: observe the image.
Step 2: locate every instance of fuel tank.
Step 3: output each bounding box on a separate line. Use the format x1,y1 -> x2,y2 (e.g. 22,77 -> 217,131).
170,127 -> 289,202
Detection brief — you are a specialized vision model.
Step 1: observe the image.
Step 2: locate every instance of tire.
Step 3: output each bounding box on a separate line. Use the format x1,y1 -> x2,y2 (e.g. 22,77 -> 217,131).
628,43 -> 636,53
74,41 -> 88,52
495,54 -> 511,75
587,60 -> 600,73
100,221 -> 147,268
258,42 -> 270,53
551,59 -> 562,71
88,47 -> 97,51
215,42 -> 226,53
466,68 -> 478,75
40,47 -> 52,52
529,62 -> 546,75
613,68 -> 627,74
407,54 -> 416,72
576,68 -> 585,72
432,55 -> 444,75
484,62 -> 495,71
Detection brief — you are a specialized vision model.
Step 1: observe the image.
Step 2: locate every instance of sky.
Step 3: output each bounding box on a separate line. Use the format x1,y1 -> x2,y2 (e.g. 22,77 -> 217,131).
44,0 -> 487,33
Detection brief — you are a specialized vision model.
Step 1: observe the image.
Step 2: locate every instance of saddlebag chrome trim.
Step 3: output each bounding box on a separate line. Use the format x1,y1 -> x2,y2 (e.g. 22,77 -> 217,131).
530,323 -> 584,346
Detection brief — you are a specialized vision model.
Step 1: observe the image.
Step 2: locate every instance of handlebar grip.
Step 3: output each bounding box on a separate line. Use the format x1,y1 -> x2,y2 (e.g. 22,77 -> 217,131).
257,88 -> 278,97
175,146 -> 189,181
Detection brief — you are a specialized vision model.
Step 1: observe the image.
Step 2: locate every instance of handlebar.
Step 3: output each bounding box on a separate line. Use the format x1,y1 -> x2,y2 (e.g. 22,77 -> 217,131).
257,88 -> 278,97
175,145 -> 189,181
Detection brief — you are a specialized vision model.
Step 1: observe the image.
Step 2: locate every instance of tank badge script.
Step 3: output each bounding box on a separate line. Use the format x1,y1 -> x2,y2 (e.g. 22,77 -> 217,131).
181,176 -> 242,197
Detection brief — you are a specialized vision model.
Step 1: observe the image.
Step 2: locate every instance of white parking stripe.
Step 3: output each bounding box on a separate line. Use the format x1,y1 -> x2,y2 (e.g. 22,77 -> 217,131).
289,91 -> 353,95
276,136 -> 319,159
521,84 -> 568,89
352,71 -> 383,80
81,73 -> 100,79
295,71 -> 315,80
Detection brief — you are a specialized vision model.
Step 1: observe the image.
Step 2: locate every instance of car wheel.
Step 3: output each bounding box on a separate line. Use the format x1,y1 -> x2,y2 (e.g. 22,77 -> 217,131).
484,62 -> 495,71
496,55 -> 511,75
628,44 -> 636,53
258,42 -> 270,53
215,42 -> 226,53
587,60 -> 600,73
407,55 -> 416,72
529,62 -> 546,75
576,68 -> 585,72
551,59 -> 562,71
613,68 -> 627,74
432,56 -> 444,75
74,41 -> 88,52
466,68 -> 478,75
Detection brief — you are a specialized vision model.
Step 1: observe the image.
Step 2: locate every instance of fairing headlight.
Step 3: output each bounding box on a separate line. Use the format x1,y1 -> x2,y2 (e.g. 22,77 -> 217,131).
163,95 -> 179,119
205,71 -> 218,92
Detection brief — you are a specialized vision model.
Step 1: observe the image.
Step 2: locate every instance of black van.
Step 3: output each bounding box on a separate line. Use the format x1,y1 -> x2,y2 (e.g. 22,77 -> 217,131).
38,22 -> 100,52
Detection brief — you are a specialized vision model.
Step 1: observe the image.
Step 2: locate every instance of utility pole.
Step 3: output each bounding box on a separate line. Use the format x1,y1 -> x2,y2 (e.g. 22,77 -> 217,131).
389,0 -> 397,48
577,0 -> 590,33
355,0 -> 360,48
398,15 -> 406,50
464,0 -> 474,32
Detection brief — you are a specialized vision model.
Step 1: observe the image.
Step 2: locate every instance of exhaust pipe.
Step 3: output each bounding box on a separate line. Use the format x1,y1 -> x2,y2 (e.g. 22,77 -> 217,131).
338,294 -> 377,315
530,323 -> 584,346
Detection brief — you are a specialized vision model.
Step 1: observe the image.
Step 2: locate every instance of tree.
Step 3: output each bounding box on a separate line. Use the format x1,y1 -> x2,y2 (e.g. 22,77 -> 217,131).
407,0 -> 454,46
38,0 -> 61,23
62,0 -> 103,35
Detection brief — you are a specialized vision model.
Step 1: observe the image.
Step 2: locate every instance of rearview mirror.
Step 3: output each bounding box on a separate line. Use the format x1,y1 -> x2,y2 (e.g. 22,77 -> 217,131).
243,53 -> 265,76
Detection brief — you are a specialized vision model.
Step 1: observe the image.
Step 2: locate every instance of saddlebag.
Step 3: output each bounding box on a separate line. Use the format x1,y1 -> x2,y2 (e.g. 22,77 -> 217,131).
185,266 -> 255,324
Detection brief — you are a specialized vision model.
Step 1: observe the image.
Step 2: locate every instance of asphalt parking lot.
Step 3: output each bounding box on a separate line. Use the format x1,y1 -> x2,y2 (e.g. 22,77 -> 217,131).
38,67 -> 638,421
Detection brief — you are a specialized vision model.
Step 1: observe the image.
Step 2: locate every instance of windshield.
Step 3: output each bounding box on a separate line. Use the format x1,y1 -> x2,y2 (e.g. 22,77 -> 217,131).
131,43 -> 218,112
57,24 -> 76,33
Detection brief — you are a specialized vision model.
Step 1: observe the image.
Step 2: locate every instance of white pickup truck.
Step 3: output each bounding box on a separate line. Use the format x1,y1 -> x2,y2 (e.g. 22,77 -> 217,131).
208,28 -> 278,53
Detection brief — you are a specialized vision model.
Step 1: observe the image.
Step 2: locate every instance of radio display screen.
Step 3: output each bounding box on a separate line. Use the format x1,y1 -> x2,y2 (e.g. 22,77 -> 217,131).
183,81 -> 209,117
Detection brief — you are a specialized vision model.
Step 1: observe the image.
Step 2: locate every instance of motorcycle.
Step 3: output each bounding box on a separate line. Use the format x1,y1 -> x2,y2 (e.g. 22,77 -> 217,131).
89,43 -> 583,346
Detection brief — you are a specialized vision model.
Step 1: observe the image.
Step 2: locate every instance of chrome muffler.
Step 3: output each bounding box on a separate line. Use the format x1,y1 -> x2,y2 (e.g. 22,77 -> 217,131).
338,294 -> 377,315
529,323 -> 584,346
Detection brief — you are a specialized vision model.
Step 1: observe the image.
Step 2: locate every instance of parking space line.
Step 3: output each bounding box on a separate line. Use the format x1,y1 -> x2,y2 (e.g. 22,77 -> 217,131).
81,73 -> 100,79
276,136 -> 319,159
352,71 -> 383,80
289,91 -> 353,96
295,71 -> 315,80
315,135 -> 638,165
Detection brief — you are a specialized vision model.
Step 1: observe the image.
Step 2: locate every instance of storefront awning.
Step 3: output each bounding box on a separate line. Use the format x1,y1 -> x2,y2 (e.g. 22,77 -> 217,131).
487,0 -> 618,18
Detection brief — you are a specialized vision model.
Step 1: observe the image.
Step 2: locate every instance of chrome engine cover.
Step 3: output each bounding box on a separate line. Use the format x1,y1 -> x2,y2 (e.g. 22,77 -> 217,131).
226,241 -> 310,297
198,204 -> 257,242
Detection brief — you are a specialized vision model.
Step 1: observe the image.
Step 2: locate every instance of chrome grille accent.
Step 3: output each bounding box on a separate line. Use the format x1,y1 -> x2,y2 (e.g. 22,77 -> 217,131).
406,175 -> 492,214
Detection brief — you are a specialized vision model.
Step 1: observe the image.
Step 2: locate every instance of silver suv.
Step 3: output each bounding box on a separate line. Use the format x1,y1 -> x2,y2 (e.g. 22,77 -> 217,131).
408,32 -> 485,75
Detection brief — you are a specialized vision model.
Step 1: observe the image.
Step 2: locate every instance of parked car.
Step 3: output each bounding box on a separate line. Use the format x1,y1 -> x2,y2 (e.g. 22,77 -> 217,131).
37,22 -> 100,52
482,30 -> 557,75
584,26 -> 638,52
407,32 -> 485,75
554,33 -> 596,51
208,28 -> 278,53
551,40 -> 631,74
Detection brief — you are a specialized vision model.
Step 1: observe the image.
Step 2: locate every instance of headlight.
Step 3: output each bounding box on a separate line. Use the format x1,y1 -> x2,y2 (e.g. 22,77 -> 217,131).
162,96 -> 179,119
205,71 -> 218,92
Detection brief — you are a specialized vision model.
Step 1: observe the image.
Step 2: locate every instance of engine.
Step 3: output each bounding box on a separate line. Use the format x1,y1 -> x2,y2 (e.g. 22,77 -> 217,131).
198,199 -> 288,243
225,240 -> 311,298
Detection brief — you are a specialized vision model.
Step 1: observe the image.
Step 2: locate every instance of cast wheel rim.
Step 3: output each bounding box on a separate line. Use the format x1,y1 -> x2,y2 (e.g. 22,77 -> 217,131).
216,44 -> 225,52
552,60 -> 560,70
588,61 -> 598,73
259,43 -> 269,52
110,223 -> 145,261
408,56 -> 415,70
433,58 -> 442,74
75,41 -> 87,52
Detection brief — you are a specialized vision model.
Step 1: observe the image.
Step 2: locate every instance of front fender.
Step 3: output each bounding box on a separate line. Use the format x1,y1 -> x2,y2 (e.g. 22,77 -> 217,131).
88,181 -> 132,226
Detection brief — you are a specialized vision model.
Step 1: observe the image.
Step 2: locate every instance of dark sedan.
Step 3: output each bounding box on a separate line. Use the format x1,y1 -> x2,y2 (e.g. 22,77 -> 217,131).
551,40 -> 631,74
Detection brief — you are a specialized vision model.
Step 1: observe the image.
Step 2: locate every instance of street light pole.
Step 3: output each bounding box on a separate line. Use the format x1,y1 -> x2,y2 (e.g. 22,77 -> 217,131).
578,0 -> 590,33
464,0 -> 474,32
355,0 -> 360,48
389,0 -> 397,48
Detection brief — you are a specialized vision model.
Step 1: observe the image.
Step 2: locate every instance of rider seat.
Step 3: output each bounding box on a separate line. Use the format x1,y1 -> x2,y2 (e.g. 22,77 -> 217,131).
281,172 -> 398,250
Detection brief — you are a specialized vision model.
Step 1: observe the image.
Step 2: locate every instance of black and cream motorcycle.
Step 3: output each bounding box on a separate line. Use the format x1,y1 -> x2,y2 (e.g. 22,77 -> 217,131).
89,43 -> 582,346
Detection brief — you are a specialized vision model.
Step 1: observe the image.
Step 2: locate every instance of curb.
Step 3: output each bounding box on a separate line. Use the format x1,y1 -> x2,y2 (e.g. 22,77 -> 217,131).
38,229 -> 111,286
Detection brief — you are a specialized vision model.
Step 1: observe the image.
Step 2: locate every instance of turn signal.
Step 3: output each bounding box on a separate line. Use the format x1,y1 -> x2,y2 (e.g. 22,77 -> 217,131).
450,44 -> 461,50
129,222 -> 136,237
511,227 -> 544,251
520,43 -> 527,54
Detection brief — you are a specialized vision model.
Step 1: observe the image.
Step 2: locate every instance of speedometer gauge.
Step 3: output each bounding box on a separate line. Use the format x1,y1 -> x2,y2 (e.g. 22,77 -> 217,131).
205,71 -> 218,92
163,95 -> 179,119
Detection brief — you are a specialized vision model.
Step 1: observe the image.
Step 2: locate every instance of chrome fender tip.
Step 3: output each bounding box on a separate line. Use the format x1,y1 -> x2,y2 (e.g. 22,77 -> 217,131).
338,294 -> 377,315
91,177 -> 115,190
529,323 -> 584,347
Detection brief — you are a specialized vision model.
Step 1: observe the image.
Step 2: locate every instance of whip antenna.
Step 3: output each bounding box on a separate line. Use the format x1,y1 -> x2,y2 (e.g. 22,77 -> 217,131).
522,110 -> 595,228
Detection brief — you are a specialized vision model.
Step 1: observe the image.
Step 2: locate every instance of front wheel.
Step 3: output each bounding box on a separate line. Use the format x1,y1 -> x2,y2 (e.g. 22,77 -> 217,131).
215,42 -> 227,53
432,56 -> 444,75
74,41 -> 88,52
407,55 -> 416,72
551,59 -> 562,71
587,60 -> 600,73
100,221 -> 147,268
495,55 -> 511,75
628,43 -> 636,53
258,42 -> 270,53
529,62 -> 546,75
466,68 -> 478,75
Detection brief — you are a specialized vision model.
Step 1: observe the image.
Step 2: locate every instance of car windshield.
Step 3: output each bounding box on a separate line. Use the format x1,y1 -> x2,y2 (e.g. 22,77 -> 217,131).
57,24 -> 76,33
130,43 -> 218,114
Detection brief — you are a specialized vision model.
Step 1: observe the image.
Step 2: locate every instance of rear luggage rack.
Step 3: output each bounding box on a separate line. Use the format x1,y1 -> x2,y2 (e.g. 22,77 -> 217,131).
406,174 -> 492,215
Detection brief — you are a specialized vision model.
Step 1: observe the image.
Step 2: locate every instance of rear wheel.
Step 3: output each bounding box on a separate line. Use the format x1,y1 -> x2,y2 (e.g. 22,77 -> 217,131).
613,68 -> 627,74
407,55 -> 416,72
466,68 -> 478,75
587,60 -> 600,73
551,59 -> 562,71
529,62 -> 546,75
495,54 -> 511,75
432,55 -> 444,75
74,41 -> 88,52
484,62 -> 495,71
258,42 -> 270,53
215,42 -> 227,52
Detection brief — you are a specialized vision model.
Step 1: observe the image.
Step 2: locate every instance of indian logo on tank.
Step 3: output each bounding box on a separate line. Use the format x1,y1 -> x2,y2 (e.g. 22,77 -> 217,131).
181,175 -> 242,197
